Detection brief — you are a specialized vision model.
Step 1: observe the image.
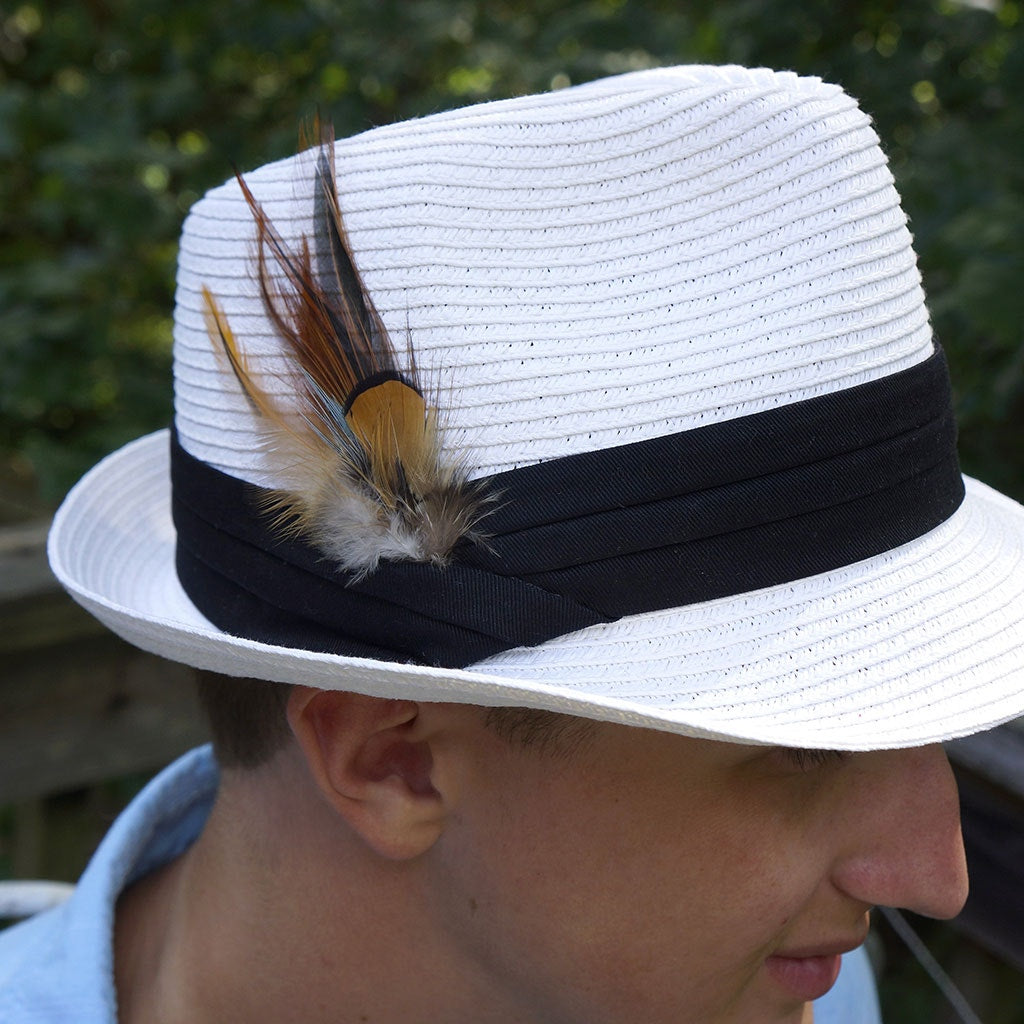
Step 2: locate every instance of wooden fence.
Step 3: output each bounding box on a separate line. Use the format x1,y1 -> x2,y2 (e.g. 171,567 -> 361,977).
0,518 -> 208,879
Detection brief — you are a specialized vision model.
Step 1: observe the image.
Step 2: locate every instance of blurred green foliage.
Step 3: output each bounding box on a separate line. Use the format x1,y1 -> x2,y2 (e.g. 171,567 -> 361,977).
1,0 -> 1022,501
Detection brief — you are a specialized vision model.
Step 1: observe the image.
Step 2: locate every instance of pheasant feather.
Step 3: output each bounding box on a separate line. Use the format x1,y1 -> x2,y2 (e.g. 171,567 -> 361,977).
201,125 -> 485,577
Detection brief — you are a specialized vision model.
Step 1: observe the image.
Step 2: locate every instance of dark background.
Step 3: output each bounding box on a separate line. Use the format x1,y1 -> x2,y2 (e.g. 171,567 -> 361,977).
1,0 -> 1022,513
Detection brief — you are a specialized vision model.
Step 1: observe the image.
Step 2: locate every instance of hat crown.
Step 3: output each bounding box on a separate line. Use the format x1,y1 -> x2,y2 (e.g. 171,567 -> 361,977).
172,64 -> 931,488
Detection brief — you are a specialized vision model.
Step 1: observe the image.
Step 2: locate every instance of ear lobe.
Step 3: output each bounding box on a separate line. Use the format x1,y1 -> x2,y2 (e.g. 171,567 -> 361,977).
287,688 -> 445,860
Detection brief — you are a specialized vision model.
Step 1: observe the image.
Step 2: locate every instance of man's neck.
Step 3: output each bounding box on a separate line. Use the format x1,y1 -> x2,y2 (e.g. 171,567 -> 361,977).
112,753 -> 521,1024
114,843 -> 193,1024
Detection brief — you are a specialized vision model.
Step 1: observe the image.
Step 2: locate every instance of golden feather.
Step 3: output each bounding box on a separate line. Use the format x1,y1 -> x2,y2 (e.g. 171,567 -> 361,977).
200,124 -> 485,576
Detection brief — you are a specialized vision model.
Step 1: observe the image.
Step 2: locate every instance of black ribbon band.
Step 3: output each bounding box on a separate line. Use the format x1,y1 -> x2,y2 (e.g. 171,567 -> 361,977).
172,347 -> 965,668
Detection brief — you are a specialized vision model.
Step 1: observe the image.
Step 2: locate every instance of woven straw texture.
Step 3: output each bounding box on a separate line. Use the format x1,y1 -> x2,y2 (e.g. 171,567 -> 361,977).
173,65 -> 932,484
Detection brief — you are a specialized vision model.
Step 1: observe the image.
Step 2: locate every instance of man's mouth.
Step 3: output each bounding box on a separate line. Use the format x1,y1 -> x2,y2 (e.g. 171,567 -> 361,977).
763,951 -> 844,1002
764,929 -> 867,1004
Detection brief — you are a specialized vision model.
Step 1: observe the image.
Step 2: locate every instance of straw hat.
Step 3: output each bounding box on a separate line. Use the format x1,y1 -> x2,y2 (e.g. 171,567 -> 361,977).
48,65 -> 1024,749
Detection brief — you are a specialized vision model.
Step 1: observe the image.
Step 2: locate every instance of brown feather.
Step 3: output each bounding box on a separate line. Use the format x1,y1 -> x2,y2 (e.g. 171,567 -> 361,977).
202,286 -> 287,429
199,124 -> 486,576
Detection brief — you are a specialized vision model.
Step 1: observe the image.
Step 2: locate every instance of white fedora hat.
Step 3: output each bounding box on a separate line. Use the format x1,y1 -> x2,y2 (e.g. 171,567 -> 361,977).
49,64 -> 1024,750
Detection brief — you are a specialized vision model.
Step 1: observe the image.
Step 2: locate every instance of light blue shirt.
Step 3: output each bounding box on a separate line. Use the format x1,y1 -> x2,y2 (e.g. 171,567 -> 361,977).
817,938 -> 882,1023
0,747 -> 217,1023
0,746 -> 881,1022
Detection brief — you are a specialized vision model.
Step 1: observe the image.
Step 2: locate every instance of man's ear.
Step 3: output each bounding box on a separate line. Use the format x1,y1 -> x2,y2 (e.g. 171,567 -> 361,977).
286,687 -> 446,860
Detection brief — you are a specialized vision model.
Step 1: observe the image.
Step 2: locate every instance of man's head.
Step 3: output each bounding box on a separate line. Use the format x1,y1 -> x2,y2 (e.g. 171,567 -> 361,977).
188,676 -> 965,1024
48,64 -> 1024,1022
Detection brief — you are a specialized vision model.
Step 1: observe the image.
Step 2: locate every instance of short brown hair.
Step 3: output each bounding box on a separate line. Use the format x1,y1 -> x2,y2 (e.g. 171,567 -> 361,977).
484,705 -> 596,759
195,670 -> 594,769
195,670 -> 293,769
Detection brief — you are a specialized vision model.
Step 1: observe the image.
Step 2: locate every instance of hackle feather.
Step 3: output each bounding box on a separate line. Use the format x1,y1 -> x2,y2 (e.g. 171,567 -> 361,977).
200,124 -> 485,577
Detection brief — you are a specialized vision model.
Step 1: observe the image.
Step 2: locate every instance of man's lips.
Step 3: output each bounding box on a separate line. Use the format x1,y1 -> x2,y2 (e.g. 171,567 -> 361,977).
764,936 -> 866,1003
764,952 -> 844,1002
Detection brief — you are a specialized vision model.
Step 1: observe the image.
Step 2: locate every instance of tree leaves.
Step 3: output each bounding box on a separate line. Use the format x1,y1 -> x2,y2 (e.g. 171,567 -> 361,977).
2,0 -> 1021,501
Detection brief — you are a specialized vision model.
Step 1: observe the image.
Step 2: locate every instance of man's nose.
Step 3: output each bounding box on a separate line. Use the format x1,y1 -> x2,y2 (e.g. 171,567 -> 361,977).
831,744 -> 969,920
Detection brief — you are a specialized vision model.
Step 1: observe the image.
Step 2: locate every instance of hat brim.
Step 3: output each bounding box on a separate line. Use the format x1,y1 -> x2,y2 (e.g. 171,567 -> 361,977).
49,429 -> 1024,750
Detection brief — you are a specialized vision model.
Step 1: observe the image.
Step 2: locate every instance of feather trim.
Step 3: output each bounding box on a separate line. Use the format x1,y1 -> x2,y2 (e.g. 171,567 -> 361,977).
200,124 -> 486,578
